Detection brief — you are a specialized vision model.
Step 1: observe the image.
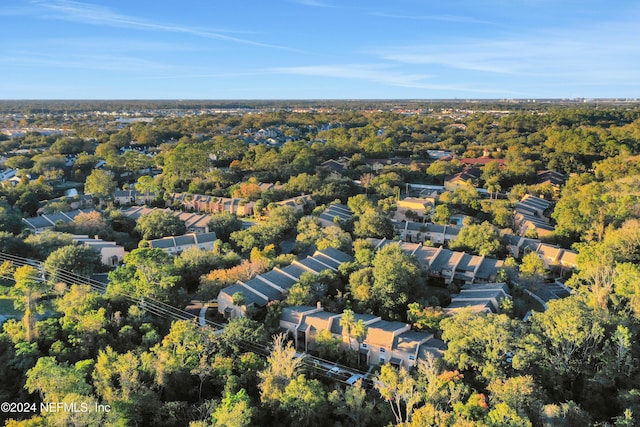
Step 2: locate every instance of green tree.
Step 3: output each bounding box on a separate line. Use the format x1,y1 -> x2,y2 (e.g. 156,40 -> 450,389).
295,216 -> 324,251
0,201 -> 23,234
407,302 -> 445,332
329,380 -> 375,427
371,243 -> 423,317
351,319 -> 368,360
348,266 -> 374,306
84,169 -> 116,206
296,216 -> 352,252
217,317 -> 267,356
211,388 -> 254,427
25,356 -> 93,401
285,271 -> 330,306
107,247 -> 180,302
441,310 -> 522,383
347,194 -> 374,215
72,153 -> 101,181
259,334 -> 303,405
427,160 -> 463,182
353,208 -> 394,239
24,230 -> 74,259
375,363 -> 419,425
208,212 -> 243,241
174,246 -> 225,290
519,252 -> 547,286
614,262 -> 640,318
530,297 -> 605,379
0,231 -> 30,256
4,155 -> 33,170
487,376 -> 541,423
44,245 -> 102,280
93,346 -> 161,424
313,328 -> 341,359
340,309 -> 356,349
136,209 -> 186,240
317,225 -> 352,252
431,204 -> 451,225
151,319 -> 217,394
55,284 -> 108,357
449,221 -> 502,256
136,175 -> 159,205
281,374 -> 326,426
49,136 -> 93,154
11,265 -> 49,342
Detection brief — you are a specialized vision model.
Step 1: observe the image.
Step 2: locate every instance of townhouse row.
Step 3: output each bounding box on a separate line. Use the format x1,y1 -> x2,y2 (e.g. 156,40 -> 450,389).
168,193 -> 314,217
217,247 -> 353,319
395,220 -> 578,274
280,305 -> 445,370
372,239 -> 504,285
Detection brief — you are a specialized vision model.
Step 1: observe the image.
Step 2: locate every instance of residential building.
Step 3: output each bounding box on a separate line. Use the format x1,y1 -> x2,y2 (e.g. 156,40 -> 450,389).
397,197 -> 435,220
71,235 -> 125,267
276,194 -> 315,214
514,194 -> 556,237
444,167 -> 481,191
280,305 -> 445,369
318,203 -> 352,228
175,212 -> 213,234
514,213 -> 555,237
169,193 -> 255,217
445,283 -> 511,314
218,248 -> 354,319
0,168 -> 17,182
22,209 -> 97,233
503,234 -> 577,275
114,189 -> 155,206
320,158 -> 350,173
536,170 -> 566,189
372,239 -> 504,285
395,221 -> 460,245
148,231 -> 217,255
121,207 -> 213,235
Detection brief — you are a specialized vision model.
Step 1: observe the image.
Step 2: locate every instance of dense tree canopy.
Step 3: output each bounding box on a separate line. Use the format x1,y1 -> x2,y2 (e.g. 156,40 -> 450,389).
4,102 -> 640,426
136,210 -> 186,240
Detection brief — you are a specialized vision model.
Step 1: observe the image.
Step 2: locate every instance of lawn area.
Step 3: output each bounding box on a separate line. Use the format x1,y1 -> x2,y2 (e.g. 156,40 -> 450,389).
0,296 -> 23,317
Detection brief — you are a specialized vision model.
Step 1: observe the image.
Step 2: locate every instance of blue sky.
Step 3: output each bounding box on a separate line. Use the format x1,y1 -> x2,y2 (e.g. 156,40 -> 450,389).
1,0 -> 639,99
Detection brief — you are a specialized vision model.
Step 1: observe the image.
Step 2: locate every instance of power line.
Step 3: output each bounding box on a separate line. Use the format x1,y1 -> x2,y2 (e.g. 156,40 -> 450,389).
1,251 -> 376,388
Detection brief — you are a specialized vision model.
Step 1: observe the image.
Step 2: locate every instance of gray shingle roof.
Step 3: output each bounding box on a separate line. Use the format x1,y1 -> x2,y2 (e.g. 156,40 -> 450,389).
259,269 -> 298,290
196,232 -> 217,243
149,238 -> 176,249
280,263 -> 308,279
242,277 -> 284,301
475,258 -> 504,280
23,216 -> 54,229
312,253 -> 342,270
220,283 -> 268,307
297,257 -> 331,274
173,235 -> 195,246
316,247 -> 353,264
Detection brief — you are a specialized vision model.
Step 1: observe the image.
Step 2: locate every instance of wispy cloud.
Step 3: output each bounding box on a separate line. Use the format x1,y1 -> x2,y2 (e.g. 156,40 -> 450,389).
0,51 -> 174,73
369,12 -> 496,26
30,0 -> 297,51
12,37 -> 201,53
376,16 -> 640,83
271,63 -> 498,93
380,40 -> 530,74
